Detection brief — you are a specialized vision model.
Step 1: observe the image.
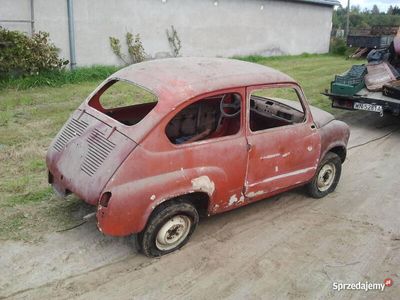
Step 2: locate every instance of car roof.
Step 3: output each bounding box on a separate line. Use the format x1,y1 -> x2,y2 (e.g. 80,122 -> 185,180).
112,57 -> 296,107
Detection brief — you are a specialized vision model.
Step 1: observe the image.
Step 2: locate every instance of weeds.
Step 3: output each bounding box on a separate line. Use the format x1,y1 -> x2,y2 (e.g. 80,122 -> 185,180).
166,25 -> 182,57
109,32 -> 146,65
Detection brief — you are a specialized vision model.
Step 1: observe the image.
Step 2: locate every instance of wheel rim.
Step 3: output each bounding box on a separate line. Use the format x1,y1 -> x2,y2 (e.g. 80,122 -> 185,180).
155,215 -> 191,251
317,163 -> 336,192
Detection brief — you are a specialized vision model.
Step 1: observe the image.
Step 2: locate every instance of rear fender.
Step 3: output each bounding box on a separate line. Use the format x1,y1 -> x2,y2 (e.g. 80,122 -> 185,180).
97,167 -> 226,236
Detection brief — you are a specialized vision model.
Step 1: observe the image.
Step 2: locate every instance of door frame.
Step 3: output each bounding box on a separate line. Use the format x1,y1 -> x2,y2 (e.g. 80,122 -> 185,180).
243,82 -> 320,200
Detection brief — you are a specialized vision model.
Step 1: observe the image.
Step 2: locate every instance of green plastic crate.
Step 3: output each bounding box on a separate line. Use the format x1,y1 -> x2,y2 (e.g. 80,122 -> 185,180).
330,65 -> 366,96
331,80 -> 365,96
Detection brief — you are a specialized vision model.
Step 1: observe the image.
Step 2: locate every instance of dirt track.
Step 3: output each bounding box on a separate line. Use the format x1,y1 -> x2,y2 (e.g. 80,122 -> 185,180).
1,111 -> 399,299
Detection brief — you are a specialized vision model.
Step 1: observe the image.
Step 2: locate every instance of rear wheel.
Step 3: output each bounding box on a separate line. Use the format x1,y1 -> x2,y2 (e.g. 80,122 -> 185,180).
307,152 -> 342,198
138,201 -> 199,257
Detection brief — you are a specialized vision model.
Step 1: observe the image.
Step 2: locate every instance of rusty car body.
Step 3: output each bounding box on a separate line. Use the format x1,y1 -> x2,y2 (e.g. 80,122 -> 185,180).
46,58 -> 350,256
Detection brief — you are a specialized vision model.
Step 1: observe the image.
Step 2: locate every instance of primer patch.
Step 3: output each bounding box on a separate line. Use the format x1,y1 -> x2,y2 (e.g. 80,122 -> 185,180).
191,176 -> 215,195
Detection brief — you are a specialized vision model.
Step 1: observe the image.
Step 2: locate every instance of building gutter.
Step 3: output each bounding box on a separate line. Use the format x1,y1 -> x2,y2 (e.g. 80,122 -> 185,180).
291,0 -> 340,6
67,0 -> 77,69
30,0 -> 35,35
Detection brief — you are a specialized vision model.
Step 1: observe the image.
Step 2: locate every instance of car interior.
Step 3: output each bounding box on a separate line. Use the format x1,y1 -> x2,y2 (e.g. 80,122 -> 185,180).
165,93 -> 241,144
249,95 -> 305,131
89,81 -> 306,141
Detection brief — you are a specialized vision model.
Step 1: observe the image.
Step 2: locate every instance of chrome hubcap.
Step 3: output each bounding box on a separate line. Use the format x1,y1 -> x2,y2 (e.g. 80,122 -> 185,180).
317,163 -> 336,192
155,215 -> 191,251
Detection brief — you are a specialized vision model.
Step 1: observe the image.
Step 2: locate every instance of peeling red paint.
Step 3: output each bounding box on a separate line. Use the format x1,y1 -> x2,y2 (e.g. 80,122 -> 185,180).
46,58 -> 349,237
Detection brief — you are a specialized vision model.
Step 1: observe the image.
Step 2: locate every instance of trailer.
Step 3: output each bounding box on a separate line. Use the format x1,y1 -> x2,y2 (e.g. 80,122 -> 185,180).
326,27 -> 400,117
324,88 -> 400,117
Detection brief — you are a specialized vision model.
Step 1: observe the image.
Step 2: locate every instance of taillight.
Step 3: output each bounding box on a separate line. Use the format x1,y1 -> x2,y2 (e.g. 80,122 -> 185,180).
99,192 -> 112,207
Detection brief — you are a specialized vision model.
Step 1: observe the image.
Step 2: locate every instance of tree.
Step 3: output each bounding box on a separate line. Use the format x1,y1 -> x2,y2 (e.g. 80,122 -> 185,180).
332,5 -> 400,32
351,5 -> 361,13
372,5 -> 380,14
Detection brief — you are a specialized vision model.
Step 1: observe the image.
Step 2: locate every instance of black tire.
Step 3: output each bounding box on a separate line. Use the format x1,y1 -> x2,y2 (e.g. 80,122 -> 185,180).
306,152 -> 342,199
137,201 -> 199,257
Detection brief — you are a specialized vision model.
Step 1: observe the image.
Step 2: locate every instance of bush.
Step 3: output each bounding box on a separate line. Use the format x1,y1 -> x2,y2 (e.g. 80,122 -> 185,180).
0,27 -> 68,77
329,38 -> 349,56
109,32 -> 146,65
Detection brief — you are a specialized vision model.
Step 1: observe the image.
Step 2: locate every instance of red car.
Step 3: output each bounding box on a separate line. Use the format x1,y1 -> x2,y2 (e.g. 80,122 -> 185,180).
46,58 -> 350,256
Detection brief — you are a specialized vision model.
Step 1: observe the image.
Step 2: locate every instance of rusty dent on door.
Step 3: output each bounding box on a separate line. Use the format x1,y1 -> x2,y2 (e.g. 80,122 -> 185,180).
46,57 -> 350,256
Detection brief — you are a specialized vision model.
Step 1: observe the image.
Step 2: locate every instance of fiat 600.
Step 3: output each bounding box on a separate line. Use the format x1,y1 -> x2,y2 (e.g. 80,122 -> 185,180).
47,58 -> 350,256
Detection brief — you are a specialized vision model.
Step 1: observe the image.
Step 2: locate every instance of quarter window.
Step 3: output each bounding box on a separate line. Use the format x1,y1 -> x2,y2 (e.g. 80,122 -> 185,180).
88,80 -> 158,126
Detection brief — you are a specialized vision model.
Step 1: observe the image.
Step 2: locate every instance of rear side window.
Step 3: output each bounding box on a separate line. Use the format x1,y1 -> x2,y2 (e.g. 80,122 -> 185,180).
89,80 -> 158,126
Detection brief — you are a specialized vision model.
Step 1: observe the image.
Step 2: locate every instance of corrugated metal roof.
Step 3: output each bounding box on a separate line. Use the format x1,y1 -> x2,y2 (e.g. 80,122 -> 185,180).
292,0 -> 340,6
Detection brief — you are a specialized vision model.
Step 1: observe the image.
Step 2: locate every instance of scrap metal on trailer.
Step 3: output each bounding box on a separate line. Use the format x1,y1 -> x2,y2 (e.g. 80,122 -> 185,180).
325,27 -> 400,116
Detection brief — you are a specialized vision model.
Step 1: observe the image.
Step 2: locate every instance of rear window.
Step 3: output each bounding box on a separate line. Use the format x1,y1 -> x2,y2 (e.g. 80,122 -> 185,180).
88,80 -> 158,126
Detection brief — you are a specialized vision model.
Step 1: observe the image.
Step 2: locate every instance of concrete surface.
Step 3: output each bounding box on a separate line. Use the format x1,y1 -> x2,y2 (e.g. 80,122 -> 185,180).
0,0 -> 334,66
0,111 -> 399,299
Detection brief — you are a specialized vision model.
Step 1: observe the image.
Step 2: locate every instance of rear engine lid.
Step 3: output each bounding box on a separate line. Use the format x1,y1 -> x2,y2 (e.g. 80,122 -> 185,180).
46,109 -> 137,205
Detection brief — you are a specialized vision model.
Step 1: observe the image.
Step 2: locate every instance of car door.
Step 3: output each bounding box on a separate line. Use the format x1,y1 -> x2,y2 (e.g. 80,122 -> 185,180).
244,83 -> 321,199
136,88 -> 249,213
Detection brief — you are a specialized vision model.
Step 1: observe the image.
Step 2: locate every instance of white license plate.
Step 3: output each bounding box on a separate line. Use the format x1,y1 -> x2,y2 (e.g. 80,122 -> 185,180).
354,102 -> 383,113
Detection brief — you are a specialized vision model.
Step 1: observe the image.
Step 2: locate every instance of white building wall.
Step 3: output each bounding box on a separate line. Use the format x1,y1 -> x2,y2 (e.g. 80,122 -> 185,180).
0,0 -> 334,66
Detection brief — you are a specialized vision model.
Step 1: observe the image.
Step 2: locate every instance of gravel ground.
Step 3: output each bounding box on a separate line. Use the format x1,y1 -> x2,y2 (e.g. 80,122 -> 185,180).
1,111 -> 399,300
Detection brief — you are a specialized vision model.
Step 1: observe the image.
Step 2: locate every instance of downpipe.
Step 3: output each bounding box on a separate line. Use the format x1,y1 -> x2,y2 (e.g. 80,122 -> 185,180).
67,0 -> 77,69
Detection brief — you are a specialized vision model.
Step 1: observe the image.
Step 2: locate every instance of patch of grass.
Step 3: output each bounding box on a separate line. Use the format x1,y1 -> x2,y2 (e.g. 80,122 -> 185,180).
27,158 -> 46,172
233,53 -> 332,63
0,212 -> 26,240
0,65 -> 120,90
6,187 -> 53,207
0,54 -> 361,241
0,78 -> 102,240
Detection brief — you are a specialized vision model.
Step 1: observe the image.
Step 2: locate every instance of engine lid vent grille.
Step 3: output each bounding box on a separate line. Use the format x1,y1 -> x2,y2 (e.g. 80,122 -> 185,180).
80,129 -> 116,176
53,118 -> 89,152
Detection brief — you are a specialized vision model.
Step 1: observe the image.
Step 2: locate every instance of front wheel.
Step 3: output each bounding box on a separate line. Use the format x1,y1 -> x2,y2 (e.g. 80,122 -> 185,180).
137,201 -> 199,257
307,152 -> 342,198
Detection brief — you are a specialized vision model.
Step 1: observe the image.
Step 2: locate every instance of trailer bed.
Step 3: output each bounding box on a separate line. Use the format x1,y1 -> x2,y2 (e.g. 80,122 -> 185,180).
325,88 -> 400,116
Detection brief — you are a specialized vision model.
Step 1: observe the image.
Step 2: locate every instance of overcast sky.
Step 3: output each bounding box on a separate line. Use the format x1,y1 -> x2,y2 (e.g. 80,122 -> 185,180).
338,0 -> 395,12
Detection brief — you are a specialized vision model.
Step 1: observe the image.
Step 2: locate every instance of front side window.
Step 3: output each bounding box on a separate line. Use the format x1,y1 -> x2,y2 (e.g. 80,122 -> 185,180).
89,80 -> 158,126
249,86 -> 305,132
166,93 -> 241,144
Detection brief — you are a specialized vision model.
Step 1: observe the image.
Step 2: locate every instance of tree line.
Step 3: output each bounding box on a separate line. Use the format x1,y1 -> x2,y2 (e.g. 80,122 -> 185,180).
333,5 -> 400,31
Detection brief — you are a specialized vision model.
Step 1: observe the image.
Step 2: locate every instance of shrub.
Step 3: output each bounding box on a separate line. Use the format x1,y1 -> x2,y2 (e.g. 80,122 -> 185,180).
109,32 -> 146,65
329,38 -> 349,56
0,27 -> 68,77
126,33 -> 146,63
166,25 -> 182,57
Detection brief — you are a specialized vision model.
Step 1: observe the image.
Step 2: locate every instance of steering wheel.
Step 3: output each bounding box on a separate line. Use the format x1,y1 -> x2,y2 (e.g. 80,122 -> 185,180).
220,94 -> 241,118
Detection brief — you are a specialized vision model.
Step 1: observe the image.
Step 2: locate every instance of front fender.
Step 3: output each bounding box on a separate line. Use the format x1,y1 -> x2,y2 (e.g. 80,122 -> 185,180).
97,167 -> 227,236
319,120 -> 350,162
